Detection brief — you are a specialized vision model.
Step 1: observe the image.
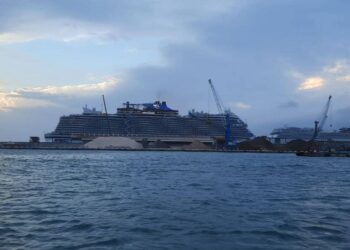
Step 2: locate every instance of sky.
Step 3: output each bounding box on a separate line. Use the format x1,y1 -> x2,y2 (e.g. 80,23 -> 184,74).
1,0 -> 350,141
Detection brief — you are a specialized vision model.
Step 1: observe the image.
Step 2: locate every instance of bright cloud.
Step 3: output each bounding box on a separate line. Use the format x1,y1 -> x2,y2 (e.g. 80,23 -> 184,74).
234,102 -> 252,109
17,78 -> 118,96
298,77 -> 325,90
0,92 -> 55,111
296,60 -> 350,91
0,78 -> 118,111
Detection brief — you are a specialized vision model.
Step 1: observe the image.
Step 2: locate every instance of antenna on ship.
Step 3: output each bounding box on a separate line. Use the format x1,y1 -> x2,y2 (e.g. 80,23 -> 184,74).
102,95 -> 112,135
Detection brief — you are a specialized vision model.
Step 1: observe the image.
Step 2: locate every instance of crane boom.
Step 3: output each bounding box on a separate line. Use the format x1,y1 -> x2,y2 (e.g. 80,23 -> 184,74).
311,95 -> 332,141
318,95 -> 332,131
102,94 -> 112,135
208,79 -> 233,148
208,79 -> 224,114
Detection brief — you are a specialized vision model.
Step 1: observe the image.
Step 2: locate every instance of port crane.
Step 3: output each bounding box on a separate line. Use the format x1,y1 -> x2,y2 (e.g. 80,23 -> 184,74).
208,79 -> 232,148
296,95 -> 333,155
102,95 -> 112,135
208,79 -> 225,114
311,95 -> 332,141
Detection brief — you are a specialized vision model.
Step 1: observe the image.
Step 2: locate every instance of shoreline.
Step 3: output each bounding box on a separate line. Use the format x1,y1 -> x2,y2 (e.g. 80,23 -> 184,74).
0,142 -> 293,153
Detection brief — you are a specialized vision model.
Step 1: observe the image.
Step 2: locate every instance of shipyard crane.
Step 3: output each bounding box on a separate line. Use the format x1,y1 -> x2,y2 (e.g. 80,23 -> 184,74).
208,79 -> 225,114
208,79 -> 232,148
102,95 -> 112,135
311,95 -> 332,141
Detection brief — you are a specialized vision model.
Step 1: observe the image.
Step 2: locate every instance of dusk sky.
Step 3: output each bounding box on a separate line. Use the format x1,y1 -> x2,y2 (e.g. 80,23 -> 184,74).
1,0 -> 350,140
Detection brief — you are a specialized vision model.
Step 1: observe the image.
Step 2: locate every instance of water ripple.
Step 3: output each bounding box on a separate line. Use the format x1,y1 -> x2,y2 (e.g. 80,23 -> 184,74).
0,150 -> 349,249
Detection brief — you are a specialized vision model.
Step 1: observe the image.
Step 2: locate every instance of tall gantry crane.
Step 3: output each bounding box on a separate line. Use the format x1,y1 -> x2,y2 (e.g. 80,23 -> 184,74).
311,95 -> 332,141
208,79 -> 232,148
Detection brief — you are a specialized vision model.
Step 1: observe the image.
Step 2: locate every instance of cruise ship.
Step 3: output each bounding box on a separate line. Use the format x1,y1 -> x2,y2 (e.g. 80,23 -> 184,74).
270,127 -> 350,144
45,101 -> 254,146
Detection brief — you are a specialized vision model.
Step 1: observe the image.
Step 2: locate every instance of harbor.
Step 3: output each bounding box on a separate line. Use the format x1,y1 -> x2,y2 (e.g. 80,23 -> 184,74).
1,86 -> 349,156
2,1 -> 350,249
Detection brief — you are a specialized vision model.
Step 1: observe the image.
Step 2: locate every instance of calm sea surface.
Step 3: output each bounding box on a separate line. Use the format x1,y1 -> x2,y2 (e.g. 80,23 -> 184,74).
0,150 -> 349,249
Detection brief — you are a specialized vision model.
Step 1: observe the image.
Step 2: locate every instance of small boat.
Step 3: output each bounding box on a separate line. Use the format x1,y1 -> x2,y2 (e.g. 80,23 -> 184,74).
296,151 -> 350,157
296,151 -> 331,157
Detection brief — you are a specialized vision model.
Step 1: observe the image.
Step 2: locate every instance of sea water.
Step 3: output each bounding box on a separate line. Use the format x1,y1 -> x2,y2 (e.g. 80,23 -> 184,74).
0,150 -> 349,249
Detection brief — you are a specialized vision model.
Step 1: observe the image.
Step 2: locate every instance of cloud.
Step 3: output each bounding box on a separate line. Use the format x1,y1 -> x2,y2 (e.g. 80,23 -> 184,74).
233,102 -> 252,109
322,60 -> 350,82
0,0 -> 237,44
119,1 -> 350,135
0,78 -> 118,111
0,32 -> 35,44
324,61 -> 349,74
279,101 -> 298,108
295,60 -> 350,92
298,77 -> 325,90
336,75 -> 350,82
0,92 -> 55,111
0,18 -> 115,44
17,78 -> 118,96
322,60 -> 350,83
2,0 -> 350,140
